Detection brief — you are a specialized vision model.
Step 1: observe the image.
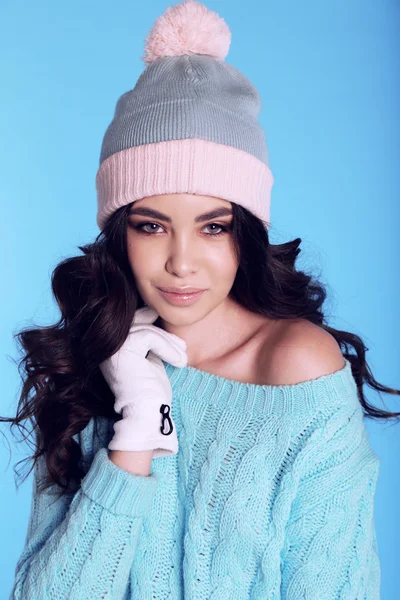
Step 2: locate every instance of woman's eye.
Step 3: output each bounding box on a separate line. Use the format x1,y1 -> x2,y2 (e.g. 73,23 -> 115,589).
135,222 -> 163,234
204,223 -> 228,236
132,222 -> 230,236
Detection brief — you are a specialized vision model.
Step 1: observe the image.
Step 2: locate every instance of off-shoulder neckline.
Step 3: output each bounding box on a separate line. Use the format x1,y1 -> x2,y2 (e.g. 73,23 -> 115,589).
163,357 -> 358,414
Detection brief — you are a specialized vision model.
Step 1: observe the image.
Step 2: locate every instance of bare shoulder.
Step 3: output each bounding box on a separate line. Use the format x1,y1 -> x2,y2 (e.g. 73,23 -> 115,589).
259,318 -> 346,386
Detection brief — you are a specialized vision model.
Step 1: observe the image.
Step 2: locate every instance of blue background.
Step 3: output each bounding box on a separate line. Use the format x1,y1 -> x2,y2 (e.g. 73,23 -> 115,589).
1,0 -> 398,596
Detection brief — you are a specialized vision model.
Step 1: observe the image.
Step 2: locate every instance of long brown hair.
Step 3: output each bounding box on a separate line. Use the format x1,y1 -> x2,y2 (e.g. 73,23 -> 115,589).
2,201 -> 399,498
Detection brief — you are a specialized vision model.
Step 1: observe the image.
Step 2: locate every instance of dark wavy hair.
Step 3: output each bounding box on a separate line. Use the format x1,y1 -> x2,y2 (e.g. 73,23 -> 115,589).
2,201 -> 400,499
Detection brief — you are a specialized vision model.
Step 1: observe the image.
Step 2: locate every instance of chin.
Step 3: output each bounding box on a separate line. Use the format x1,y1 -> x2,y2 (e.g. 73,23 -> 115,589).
157,306 -> 209,325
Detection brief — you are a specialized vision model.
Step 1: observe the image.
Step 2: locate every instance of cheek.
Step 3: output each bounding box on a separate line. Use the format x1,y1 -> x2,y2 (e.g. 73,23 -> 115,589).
127,240 -> 154,279
207,247 -> 238,281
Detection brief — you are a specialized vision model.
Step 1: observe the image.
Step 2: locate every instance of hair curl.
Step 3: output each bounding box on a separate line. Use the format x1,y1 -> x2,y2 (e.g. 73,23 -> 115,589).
2,202 -> 399,498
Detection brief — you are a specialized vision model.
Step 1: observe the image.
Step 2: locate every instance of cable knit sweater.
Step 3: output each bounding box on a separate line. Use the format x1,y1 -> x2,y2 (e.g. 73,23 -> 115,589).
9,357 -> 381,599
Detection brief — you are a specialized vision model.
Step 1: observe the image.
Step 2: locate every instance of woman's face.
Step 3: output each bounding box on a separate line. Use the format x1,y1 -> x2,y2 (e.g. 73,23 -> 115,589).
126,193 -> 239,326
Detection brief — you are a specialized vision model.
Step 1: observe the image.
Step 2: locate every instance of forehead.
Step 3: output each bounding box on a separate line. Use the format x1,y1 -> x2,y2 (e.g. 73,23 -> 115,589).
134,193 -> 230,206
130,195 -> 233,222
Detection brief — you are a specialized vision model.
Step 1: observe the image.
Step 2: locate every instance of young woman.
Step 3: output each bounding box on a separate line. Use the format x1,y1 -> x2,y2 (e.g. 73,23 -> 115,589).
4,1 -> 399,598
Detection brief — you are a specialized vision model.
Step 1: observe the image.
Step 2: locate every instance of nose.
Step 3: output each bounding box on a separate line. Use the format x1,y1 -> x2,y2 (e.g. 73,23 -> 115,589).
165,233 -> 199,277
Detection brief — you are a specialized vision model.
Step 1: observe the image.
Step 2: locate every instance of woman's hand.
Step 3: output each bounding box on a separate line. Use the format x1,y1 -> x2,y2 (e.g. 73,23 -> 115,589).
99,306 -> 188,458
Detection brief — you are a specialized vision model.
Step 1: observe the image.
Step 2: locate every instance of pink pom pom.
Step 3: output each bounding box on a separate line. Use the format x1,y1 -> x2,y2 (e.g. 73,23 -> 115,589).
142,0 -> 231,66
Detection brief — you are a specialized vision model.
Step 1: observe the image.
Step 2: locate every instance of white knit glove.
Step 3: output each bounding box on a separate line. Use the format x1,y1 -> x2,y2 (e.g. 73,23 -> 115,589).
99,306 -> 188,458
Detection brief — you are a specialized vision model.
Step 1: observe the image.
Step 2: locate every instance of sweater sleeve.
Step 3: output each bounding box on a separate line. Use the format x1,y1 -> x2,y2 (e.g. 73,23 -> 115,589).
9,446 -> 160,600
280,398 -> 381,600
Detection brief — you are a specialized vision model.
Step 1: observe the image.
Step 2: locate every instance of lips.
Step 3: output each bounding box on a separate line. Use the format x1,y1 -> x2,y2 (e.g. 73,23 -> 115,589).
158,286 -> 205,294
157,287 -> 206,306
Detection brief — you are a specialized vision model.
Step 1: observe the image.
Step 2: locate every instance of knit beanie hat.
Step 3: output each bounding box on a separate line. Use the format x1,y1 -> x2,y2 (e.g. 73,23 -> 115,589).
95,0 -> 274,231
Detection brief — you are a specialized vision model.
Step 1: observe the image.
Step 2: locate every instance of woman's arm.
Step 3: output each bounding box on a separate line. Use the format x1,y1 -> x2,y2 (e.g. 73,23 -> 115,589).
9,446 -> 160,600
110,449 -> 154,476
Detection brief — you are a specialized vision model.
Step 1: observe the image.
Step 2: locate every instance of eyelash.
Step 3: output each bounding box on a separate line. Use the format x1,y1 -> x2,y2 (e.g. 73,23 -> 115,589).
131,222 -> 230,237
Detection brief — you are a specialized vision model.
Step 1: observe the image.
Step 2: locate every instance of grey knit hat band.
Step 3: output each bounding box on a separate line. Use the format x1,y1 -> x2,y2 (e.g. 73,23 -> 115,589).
95,0 -> 274,230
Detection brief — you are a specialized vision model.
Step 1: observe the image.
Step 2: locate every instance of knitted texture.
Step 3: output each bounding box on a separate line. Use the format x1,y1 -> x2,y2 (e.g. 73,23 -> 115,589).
9,357 -> 381,599
95,0 -> 274,230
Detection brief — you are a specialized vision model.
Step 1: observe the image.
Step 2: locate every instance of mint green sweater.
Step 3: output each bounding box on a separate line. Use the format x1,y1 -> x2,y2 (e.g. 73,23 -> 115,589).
9,357 -> 381,599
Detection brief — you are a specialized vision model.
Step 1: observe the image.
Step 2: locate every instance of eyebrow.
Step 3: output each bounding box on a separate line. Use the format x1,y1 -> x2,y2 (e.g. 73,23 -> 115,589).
129,206 -> 233,223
